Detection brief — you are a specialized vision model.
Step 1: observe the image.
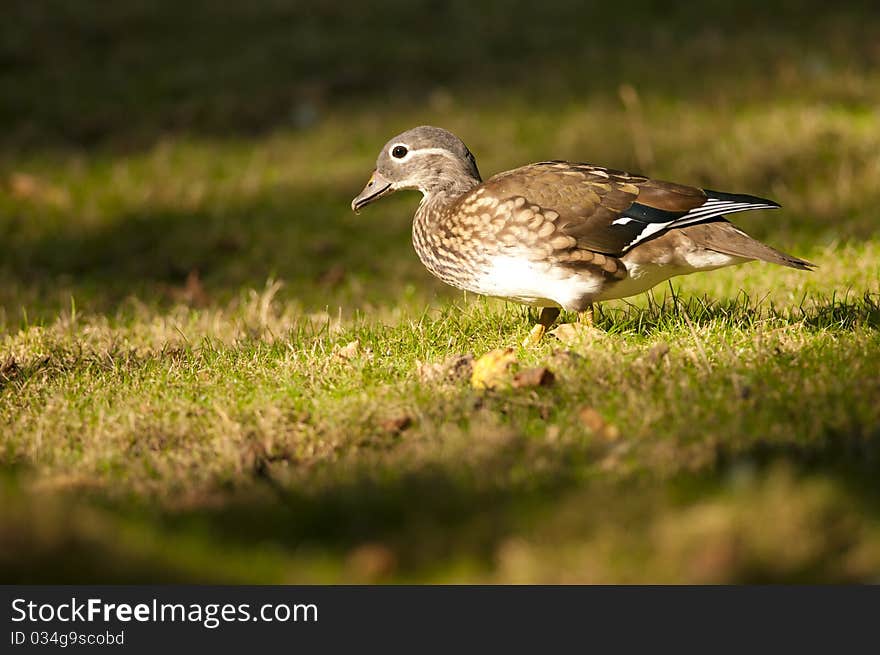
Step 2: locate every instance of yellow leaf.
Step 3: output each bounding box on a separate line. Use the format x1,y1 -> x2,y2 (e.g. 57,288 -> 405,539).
470,348 -> 517,389
549,323 -> 606,346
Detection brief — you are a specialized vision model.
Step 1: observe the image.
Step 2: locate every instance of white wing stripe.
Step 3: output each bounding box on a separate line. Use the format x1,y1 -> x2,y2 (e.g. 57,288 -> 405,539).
681,203 -> 776,221
624,200 -> 778,249
629,222 -> 668,245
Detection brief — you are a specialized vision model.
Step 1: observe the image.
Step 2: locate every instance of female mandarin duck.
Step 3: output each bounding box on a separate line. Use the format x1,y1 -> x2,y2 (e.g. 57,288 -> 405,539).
352,126 -> 812,343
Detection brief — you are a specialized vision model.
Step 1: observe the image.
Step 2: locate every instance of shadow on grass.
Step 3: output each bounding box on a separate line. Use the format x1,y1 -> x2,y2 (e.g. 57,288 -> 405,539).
4,400 -> 880,583
597,289 -> 880,334
0,183 -> 432,317
0,428 -> 598,582
2,0 -> 877,152
711,424 -> 880,500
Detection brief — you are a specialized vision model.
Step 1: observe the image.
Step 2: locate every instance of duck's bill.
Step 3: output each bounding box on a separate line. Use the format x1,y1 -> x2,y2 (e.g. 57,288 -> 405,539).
351,171 -> 393,213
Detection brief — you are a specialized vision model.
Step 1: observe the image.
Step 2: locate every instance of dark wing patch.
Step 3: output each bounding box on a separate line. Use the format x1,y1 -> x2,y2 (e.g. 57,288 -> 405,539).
703,189 -> 781,207
480,163 -> 781,256
609,192 -> 781,251
619,203 -> 685,223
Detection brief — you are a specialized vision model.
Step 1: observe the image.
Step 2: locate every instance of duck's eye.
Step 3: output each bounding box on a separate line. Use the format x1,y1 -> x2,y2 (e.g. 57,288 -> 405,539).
391,145 -> 408,159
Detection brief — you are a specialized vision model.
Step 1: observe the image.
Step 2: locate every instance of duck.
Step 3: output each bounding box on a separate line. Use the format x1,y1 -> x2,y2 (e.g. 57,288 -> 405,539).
352,126 -> 813,343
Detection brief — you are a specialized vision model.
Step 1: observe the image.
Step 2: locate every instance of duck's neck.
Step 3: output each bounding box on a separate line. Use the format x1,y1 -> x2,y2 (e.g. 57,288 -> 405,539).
411,176 -> 481,286
417,173 -> 481,215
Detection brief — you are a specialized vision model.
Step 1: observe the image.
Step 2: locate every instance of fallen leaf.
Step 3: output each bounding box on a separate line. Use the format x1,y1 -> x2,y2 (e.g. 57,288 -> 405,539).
416,353 -> 474,383
346,542 -> 397,580
444,354 -> 474,381
471,348 -> 517,390
8,172 -> 70,207
0,354 -> 20,382
379,415 -> 413,434
578,406 -> 621,441
550,349 -> 583,368
549,323 -> 605,346
579,406 -> 605,432
335,339 -> 360,360
512,366 -> 555,388
9,173 -> 38,197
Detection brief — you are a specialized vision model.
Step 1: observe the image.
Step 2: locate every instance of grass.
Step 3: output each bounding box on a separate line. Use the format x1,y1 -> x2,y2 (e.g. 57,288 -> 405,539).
1,0 -> 880,583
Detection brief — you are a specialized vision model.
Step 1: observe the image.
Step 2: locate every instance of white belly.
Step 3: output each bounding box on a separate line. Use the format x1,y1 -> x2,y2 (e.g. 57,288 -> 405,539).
597,250 -> 746,301
472,249 -> 745,308
474,256 -> 604,310
593,262 -> 684,300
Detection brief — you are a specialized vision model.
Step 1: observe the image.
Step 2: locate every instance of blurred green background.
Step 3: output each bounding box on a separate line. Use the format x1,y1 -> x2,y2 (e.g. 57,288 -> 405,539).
1,0 -> 879,583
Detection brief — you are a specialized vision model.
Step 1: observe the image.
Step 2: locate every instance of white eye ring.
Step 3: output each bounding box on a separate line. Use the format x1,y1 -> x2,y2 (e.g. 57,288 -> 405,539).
389,143 -> 411,162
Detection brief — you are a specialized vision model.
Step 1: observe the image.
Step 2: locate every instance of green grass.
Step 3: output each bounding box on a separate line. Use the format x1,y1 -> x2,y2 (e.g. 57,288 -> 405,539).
1,0 -> 880,583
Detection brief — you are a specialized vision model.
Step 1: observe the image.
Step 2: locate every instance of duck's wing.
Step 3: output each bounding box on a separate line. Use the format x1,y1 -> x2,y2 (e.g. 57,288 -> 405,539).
482,161 -> 782,257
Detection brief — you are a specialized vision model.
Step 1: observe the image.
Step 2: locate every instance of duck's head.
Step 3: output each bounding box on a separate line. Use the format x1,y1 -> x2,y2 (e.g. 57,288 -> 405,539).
351,125 -> 482,212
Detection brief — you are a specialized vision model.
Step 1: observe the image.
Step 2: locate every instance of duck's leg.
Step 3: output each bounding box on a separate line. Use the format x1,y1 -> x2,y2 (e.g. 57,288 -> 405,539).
523,306 -> 561,346
551,302 -> 604,341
